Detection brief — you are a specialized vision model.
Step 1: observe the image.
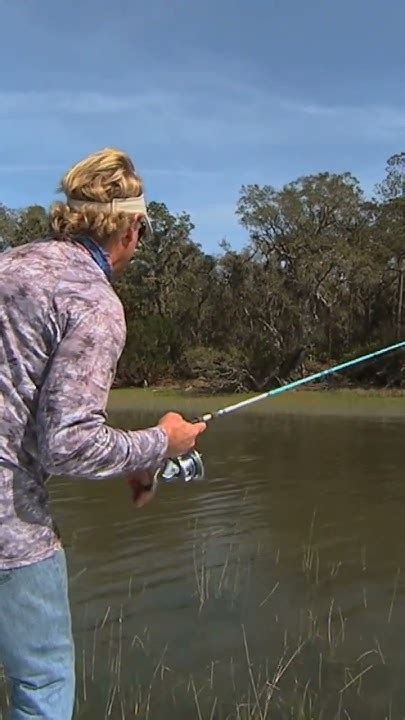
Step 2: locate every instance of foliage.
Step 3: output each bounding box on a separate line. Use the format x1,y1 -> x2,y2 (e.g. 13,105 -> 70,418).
2,155 -> 405,391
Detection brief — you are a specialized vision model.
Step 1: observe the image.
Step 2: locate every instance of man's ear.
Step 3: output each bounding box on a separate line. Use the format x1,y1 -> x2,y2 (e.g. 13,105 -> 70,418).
122,214 -> 142,247
121,227 -> 133,248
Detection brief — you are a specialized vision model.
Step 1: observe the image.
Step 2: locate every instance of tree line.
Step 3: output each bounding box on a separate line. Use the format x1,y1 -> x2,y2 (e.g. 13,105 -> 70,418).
1,153 -> 405,393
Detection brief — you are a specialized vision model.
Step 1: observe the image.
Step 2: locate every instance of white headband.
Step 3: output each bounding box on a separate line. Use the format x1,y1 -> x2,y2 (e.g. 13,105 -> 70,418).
66,194 -> 153,237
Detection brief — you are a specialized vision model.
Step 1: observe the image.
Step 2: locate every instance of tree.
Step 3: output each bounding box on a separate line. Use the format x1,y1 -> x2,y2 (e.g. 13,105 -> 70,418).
236,173 -> 368,365
375,153 -> 405,339
376,153 -> 405,201
12,205 -> 49,246
1,155 -> 405,391
0,204 -> 17,250
114,201 -> 217,385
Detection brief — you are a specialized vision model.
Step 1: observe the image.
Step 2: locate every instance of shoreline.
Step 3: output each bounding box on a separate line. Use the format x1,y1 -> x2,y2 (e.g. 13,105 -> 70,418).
108,385 -> 405,419
118,383 -> 405,395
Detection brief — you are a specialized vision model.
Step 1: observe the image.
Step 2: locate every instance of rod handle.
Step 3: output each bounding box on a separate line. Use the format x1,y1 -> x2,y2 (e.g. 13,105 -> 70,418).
191,413 -> 214,424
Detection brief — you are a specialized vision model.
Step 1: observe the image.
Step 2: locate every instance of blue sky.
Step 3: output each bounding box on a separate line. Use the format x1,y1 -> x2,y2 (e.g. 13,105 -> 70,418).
0,0 -> 404,253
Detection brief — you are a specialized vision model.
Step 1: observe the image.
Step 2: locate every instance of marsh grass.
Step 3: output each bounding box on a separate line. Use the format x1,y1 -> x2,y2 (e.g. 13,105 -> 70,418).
0,520 -> 402,720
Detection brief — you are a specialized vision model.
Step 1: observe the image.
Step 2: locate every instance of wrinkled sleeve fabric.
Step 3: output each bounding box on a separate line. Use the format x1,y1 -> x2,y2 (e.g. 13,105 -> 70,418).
36,302 -> 168,480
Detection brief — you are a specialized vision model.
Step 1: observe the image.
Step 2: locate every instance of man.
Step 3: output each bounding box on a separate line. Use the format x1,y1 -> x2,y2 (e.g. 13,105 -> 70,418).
0,148 -> 206,719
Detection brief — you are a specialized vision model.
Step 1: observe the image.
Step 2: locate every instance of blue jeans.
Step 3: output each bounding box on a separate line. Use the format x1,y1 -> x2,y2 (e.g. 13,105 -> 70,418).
0,549 -> 75,719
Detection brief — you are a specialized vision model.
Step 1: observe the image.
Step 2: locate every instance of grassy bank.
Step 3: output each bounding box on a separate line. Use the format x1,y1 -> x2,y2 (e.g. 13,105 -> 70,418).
108,386 -> 405,420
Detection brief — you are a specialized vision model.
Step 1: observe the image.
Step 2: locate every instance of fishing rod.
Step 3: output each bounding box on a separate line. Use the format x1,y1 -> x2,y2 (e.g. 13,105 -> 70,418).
154,340 -> 405,485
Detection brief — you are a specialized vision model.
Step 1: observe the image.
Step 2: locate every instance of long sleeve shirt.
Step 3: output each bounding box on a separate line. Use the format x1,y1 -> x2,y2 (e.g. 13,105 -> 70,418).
0,238 -> 168,569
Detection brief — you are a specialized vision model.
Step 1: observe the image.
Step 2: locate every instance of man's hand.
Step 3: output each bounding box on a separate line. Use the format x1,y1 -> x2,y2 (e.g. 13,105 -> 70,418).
158,412 -> 206,457
128,413 -> 206,507
127,468 -> 156,508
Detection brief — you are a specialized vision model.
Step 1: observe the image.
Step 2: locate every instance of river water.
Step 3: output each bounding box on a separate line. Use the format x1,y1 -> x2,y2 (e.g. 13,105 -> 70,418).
2,394 -> 405,719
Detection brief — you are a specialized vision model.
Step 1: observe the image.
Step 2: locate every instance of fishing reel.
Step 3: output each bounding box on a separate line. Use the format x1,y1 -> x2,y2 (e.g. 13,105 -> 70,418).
154,449 -> 205,485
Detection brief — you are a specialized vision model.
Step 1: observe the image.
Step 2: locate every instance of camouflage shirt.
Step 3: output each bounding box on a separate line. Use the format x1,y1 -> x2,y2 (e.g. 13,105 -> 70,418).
0,238 -> 168,569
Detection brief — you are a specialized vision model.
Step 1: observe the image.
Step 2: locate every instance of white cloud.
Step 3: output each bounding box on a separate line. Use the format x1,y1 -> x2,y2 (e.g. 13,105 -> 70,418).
0,86 -> 404,150
280,99 -> 405,138
0,90 -> 170,115
280,100 -> 339,117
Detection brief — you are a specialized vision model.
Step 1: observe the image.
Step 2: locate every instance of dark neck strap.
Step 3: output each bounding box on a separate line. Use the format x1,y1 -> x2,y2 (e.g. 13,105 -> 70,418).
74,236 -> 113,283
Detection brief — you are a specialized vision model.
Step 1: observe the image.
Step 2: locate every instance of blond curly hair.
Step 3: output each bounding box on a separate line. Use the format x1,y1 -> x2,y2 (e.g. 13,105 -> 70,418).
49,148 -> 144,245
